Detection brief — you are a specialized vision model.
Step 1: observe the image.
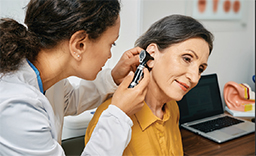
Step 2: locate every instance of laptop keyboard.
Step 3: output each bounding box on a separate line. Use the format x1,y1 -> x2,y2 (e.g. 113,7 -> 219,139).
190,116 -> 244,133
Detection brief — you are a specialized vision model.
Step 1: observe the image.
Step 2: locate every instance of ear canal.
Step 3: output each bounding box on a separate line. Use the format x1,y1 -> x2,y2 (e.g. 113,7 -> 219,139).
224,82 -> 255,112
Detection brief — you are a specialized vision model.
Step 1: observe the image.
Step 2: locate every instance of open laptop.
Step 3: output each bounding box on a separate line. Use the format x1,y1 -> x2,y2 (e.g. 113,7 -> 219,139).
177,73 -> 255,143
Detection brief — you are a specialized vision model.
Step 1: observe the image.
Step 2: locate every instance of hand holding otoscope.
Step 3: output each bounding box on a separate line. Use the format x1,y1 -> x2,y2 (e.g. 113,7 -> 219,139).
111,49 -> 152,116
128,50 -> 154,88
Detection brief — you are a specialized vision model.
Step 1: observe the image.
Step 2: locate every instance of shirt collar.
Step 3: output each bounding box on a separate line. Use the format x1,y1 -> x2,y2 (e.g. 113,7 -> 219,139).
135,101 -> 172,131
26,59 -> 44,94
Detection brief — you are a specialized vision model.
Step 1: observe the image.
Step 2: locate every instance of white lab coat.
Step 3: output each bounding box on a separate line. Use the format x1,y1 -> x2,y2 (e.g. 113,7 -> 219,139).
0,59 -> 133,156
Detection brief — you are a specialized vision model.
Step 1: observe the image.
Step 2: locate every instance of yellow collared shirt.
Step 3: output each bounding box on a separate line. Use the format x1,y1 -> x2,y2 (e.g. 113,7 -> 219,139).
85,99 -> 183,156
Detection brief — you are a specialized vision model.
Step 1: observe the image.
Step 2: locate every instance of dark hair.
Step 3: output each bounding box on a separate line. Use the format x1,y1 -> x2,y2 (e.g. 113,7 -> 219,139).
135,14 -> 214,54
0,0 -> 120,75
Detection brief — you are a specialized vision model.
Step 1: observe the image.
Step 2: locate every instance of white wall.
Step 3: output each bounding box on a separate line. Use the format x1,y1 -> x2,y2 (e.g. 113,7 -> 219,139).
105,0 -> 141,68
0,0 -> 29,23
1,0 -> 255,106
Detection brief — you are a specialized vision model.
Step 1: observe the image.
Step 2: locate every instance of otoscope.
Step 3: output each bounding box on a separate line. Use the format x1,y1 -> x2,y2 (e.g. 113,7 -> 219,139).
128,50 -> 154,88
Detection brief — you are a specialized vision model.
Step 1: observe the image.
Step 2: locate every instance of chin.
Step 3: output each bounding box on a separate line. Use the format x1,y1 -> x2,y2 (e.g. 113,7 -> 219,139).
81,74 -> 97,81
163,90 -> 185,102
169,93 -> 185,102
89,75 -> 97,80
176,97 -> 184,102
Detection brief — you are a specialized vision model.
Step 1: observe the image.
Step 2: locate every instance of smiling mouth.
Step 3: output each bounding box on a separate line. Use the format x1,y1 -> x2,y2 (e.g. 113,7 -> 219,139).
175,80 -> 189,91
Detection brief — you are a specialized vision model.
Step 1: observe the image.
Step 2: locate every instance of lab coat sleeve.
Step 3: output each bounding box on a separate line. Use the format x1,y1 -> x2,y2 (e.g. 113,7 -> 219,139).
0,96 -> 65,156
64,68 -> 118,115
46,68 -> 117,116
82,105 -> 133,156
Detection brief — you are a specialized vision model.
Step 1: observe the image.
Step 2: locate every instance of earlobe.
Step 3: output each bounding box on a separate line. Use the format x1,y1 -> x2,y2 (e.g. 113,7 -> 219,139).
147,59 -> 154,68
69,30 -> 87,61
72,51 -> 81,61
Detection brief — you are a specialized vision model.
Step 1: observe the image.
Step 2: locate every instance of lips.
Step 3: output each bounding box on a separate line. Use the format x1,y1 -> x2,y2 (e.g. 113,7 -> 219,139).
175,80 -> 189,92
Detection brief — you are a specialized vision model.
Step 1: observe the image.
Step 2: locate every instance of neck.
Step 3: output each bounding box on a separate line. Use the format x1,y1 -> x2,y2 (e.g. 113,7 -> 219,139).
33,42 -> 72,91
145,76 -> 171,119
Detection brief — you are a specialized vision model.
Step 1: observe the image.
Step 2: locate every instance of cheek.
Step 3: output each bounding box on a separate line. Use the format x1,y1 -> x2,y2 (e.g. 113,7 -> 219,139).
151,65 -> 172,93
151,62 -> 166,81
152,58 -> 177,83
92,47 -> 109,64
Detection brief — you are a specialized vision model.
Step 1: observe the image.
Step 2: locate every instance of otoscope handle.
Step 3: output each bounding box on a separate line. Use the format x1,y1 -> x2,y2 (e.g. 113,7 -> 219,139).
128,65 -> 144,88
128,49 -> 153,88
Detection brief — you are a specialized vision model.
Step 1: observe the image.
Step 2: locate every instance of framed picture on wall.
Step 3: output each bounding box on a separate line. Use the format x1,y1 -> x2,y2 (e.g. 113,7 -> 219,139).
192,0 -> 244,20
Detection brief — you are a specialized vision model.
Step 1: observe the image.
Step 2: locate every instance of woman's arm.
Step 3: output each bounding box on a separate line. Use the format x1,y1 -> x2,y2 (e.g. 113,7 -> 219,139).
0,92 -> 65,156
46,68 -> 118,116
82,105 -> 133,156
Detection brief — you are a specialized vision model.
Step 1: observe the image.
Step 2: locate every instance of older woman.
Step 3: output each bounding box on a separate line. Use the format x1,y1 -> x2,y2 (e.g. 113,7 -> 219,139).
84,14 -> 214,155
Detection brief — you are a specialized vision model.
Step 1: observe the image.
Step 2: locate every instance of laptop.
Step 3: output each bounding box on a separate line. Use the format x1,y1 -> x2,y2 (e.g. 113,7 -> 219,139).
177,73 -> 255,143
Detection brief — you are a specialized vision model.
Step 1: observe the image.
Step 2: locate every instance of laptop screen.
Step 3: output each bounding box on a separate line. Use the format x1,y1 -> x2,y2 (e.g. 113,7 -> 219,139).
177,73 -> 224,124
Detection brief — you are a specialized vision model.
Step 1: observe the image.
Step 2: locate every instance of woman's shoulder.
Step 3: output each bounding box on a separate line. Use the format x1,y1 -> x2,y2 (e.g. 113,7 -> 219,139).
84,98 -> 112,145
90,98 -> 112,121
0,75 -> 50,113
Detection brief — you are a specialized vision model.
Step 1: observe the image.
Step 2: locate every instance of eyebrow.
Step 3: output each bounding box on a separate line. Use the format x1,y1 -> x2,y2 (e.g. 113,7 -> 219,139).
185,49 -> 208,67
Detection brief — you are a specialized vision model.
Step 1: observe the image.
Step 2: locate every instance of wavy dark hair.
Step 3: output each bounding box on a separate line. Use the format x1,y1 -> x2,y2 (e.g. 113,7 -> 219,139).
0,0 -> 120,75
135,14 -> 214,54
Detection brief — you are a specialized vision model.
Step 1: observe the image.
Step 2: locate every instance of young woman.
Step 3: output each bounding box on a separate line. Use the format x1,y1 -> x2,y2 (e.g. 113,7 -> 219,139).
84,14 -> 214,155
0,0 -> 149,155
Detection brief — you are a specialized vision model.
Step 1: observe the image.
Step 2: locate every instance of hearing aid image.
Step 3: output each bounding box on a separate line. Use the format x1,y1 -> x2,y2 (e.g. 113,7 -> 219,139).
128,50 -> 154,88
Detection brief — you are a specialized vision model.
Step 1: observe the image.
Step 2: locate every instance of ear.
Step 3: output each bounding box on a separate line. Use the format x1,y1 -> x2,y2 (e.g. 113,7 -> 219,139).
69,30 -> 88,61
224,81 -> 255,112
145,43 -> 158,68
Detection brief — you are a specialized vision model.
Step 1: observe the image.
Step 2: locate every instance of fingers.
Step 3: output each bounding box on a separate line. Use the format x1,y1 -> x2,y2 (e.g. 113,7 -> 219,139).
112,68 -> 149,116
111,47 -> 145,86
126,47 -> 144,57
135,68 -> 150,91
119,71 -> 134,89
126,55 -> 140,70
126,47 -> 145,70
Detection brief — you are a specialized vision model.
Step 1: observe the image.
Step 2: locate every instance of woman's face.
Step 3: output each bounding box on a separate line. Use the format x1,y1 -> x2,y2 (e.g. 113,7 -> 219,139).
149,37 -> 210,101
79,16 -> 120,80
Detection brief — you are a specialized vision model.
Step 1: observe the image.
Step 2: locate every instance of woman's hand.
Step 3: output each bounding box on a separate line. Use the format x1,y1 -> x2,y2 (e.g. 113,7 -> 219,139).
111,68 -> 149,116
111,47 -> 143,85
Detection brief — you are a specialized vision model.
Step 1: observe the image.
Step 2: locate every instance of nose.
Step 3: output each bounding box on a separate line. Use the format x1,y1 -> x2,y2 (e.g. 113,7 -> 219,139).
186,66 -> 200,86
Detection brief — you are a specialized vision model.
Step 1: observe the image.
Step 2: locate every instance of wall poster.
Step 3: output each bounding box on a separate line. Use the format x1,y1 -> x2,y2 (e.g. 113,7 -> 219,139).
192,0 -> 244,20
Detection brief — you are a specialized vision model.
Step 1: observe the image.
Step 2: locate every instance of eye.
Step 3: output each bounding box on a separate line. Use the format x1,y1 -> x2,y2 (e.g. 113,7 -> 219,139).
199,67 -> 204,73
199,65 -> 206,74
182,55 -> 192,63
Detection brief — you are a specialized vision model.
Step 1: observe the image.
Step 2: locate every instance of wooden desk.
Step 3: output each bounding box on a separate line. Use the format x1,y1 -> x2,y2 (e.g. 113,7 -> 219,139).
181,127 -> 255,156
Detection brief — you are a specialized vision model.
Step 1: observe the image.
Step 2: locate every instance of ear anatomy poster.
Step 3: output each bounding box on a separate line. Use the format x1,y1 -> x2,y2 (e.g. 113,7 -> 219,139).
193,0 -> 243,20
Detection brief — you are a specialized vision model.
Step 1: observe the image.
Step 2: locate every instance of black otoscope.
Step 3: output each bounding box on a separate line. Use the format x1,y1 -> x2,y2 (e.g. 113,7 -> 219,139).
128,50 -> 154,88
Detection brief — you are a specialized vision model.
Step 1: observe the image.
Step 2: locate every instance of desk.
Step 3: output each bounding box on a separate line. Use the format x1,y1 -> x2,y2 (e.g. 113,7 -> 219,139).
181,115 -> 255,156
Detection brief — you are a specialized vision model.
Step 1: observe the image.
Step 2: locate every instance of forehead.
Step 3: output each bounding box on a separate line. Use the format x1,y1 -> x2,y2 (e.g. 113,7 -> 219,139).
164,37 -> 209,58
103,16 -> 120,36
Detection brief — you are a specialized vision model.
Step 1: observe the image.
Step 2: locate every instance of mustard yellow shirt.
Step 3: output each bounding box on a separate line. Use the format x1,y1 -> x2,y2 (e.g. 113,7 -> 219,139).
85,99 -> 183,156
